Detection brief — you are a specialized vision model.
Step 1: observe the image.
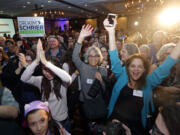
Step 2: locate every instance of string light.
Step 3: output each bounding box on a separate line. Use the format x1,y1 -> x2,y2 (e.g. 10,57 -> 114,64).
36,10 -> 65,18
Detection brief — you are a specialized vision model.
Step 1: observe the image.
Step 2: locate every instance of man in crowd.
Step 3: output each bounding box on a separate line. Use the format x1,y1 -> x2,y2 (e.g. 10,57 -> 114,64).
45,35 -> 66,61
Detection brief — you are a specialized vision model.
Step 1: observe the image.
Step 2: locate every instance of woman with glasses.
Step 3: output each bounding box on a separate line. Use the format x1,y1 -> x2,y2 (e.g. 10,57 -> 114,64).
72,25 -> 107,134
72,24 -> 107,104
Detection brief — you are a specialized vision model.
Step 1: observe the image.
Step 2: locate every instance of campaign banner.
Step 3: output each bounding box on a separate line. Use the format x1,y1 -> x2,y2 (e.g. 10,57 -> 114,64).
17,17 -> 45,37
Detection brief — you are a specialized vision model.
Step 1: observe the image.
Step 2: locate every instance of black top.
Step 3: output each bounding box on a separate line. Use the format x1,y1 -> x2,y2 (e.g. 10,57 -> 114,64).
110,84 -> 144,135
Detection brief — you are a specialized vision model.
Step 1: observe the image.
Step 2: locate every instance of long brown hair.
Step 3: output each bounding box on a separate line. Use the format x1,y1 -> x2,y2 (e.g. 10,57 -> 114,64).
41,56 -> 62,100
125,54 -> 150,89
60,48 -> 76,75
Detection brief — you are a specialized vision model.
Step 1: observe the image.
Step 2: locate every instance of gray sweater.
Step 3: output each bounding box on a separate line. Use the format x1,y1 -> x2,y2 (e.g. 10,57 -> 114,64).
72,43 -> 107,101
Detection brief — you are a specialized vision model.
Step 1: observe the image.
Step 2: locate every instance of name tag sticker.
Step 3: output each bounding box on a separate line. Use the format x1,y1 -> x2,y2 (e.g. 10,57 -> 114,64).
87,79 -> 93,84
133,90 -> 143,97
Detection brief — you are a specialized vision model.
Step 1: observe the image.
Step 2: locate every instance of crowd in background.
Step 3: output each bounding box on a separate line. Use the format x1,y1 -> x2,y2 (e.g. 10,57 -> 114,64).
0,17 -> 180,135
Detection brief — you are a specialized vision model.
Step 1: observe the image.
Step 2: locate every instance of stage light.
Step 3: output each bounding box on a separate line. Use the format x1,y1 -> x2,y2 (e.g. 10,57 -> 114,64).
159,8 -> 180,26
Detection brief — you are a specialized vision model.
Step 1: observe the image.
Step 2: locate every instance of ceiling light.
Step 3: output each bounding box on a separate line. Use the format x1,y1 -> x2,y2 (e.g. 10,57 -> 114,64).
23,5 -> 26,8
27,1 -> 31,4
34,13 -> 38,17
41,4 -> 44,8
68,6 -> 71,8
85,4 -> 88,7
48,0 -> 51,3
134,21 -> 139,26
159,7 -> 180,26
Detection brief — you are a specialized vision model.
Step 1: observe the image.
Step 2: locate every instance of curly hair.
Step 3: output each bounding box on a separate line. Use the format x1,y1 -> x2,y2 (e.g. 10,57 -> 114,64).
125,54 -> 150,89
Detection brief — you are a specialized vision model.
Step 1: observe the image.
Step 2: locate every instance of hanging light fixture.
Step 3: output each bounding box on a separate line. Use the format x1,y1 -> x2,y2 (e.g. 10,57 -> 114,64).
124,0 -> 165,13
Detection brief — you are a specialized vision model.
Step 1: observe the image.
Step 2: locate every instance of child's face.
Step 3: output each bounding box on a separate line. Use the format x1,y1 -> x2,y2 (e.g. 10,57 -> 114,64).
27,110 -> 49,135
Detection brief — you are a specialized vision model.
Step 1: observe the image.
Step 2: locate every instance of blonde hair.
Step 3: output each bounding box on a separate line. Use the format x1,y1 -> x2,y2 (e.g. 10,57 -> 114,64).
139,44 -> 150,55
156,43 -> 176,61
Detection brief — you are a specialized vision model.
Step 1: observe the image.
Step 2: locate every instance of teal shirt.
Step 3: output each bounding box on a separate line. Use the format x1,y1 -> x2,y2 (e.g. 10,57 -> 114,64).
108,49 -> 178,128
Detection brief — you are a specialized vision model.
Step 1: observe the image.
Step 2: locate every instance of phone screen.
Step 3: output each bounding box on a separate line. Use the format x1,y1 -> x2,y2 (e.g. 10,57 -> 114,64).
108,14 -> 116,25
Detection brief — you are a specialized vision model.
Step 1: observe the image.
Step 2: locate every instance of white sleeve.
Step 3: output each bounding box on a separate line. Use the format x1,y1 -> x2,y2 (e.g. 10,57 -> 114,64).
62,63 -> 69,73
62,63 -> 77,82
46,62 -> 72,84
71,73 -> 77,82
20,60 -> 42,89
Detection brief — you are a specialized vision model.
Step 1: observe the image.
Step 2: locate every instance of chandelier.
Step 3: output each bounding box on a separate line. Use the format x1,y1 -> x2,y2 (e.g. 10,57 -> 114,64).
37,10 -> 65,19
125,0 -> 165,10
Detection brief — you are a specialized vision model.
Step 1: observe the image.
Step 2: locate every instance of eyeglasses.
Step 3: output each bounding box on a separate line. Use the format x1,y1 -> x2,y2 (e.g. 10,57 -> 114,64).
88,55 -> 100,58
152,124 -> 165,135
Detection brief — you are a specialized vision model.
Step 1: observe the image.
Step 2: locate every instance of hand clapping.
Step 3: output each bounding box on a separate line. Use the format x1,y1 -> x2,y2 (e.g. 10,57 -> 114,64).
36,39 -> 47,65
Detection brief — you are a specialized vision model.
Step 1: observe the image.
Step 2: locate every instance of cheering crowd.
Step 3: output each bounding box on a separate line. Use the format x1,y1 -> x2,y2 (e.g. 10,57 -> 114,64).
0,17 -> 180,135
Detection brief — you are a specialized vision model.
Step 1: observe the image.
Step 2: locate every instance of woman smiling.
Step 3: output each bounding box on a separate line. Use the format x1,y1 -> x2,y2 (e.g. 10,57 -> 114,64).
104,17 -> 180,135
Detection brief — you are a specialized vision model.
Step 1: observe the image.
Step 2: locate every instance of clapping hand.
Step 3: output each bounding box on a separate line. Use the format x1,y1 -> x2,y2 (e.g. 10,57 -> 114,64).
39,41 -> 47,65
36,39 -> 48,65
18,53 -> 27,68
36,39 -> 41,63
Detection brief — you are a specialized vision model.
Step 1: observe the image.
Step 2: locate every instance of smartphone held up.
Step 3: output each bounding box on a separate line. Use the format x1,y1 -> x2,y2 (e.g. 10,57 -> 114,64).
107,13 -> 117,26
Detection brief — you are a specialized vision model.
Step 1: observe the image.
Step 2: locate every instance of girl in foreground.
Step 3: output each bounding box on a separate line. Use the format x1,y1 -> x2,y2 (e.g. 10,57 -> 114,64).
21,40 -> 72,131
24,100 -> 70,135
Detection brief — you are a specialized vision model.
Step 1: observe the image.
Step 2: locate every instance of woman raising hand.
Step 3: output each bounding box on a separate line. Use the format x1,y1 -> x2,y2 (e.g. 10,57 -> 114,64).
104,17 -> 180,135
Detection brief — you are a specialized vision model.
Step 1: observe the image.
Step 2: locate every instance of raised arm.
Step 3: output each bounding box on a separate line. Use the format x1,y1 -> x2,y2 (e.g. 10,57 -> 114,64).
103,17 -> 125,78
77,24 -> 94,44
20,39 -> 42,89
39,40 -> 72,84
45,62 -> 72,84
103,18 -> 117,51
149,41 -> 180,87
170,40 -> 180,59
72,24 -> 93,70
